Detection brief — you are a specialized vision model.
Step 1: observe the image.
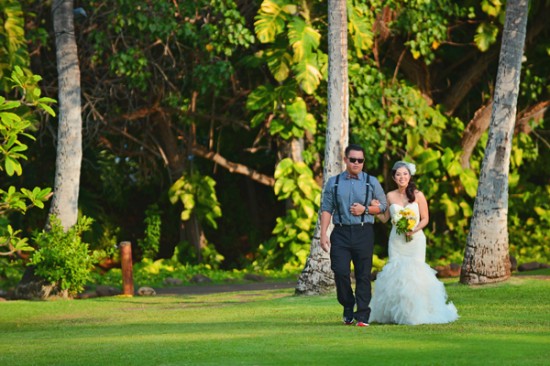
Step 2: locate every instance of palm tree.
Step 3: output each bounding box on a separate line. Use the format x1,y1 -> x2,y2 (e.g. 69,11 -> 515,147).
296,0 -> 348,295
460,0 -> 529,285
49,0 -> 83,229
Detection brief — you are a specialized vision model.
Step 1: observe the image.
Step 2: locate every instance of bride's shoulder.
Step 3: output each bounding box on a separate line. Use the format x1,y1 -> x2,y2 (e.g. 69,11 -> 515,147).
387,189 -> 399,197
386,190 -> 399,202
414,190 -> 427,201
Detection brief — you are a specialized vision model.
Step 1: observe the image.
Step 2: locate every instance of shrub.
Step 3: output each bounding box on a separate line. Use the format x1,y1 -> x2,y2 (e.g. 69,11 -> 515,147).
29,215 -> 99,295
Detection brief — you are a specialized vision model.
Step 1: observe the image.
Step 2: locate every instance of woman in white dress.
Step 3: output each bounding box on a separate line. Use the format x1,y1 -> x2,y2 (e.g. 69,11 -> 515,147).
369,161 -> 458,325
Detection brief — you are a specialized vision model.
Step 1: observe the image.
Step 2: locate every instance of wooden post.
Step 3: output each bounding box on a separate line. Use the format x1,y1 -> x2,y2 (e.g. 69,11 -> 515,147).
119,241 -> 134,296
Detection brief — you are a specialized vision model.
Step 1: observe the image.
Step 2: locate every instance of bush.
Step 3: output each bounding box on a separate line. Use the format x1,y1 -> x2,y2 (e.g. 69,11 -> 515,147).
137,204 -> 162,260
29,215 -> 99,295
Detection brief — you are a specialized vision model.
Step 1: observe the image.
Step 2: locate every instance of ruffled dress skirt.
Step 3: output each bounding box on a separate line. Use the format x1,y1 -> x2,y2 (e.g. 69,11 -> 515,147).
369,203 -> 459,325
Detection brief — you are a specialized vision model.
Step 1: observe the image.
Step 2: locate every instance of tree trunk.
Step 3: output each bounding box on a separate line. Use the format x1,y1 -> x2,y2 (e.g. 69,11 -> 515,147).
48,0 -> 82,229
296,0 -> 348,295
155,113 -> 208,261
460,0 -> 528,285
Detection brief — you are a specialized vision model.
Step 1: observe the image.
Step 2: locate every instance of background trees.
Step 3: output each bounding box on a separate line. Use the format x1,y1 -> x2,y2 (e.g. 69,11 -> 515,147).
1,0 -> 548,287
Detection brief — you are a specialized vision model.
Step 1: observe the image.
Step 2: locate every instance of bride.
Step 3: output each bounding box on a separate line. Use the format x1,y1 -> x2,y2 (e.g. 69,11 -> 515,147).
370,161 -> 458,325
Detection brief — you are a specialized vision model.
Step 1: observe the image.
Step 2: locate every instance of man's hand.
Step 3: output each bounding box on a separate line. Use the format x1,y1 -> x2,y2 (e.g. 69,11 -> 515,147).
320,235 -> 331,252
350,203 -> 366,216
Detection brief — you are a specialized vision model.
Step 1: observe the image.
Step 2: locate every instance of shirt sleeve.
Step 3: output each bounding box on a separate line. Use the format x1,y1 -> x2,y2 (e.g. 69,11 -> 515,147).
320,175 -> 336,214
371,177 -> 387,213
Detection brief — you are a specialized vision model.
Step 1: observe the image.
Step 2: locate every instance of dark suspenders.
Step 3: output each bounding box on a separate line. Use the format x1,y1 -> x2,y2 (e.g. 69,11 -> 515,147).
334,172 -> 371,226
361,173 -> 371,224
334,174 -> 342,225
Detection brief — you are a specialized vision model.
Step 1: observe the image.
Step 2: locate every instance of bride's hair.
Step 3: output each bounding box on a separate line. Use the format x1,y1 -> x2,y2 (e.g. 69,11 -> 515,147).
391,163 -> 417,203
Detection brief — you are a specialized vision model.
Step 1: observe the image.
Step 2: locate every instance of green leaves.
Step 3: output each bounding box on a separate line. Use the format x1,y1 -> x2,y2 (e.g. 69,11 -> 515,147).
246,84 -> 316,140
0,68 -> 53,259
348,0 -> 375,57
262,158 -> 321,268
30,216 -> 97,295
474,22 -> 499,52
254,0 -> 324,95
255,0 -> 292,43
168,172 -> 222,229
0,225 -> 33,256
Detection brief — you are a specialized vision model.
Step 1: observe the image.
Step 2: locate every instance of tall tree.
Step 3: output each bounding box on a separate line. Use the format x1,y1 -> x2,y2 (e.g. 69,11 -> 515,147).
295,0 -> 348,295
460,0 -> 529,285
48,0 -> 82,229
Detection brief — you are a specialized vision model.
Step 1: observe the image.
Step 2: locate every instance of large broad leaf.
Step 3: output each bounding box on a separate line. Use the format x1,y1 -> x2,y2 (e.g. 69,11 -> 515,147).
286,97 -> 307,126
0,101 -> 21,111
287,17 -> 320,62
255,0 -> 295,43
293,53 -> 322,95
246,85 -> 276,112
296,173 -> 314,197
274,158 -> 294,179
5,156 -> 21,176
459,168 -> 479,198
300,199 -> 316,219
348,2 -> 374,57
281,178 -> 297,193
440,193 -> 460,218
266,48 -> 292,82
295,218 -> 310,231
459,201 -> 473,218
269,118 -> 287,135
415,149 -> 441,174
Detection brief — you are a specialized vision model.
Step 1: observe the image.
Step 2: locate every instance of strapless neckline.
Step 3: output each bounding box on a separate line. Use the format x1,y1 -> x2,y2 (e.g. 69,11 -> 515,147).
390,202 -> 418,209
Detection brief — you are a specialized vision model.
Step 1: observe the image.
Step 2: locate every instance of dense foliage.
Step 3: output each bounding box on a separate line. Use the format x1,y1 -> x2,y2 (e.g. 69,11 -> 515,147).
0,0 -> 548,291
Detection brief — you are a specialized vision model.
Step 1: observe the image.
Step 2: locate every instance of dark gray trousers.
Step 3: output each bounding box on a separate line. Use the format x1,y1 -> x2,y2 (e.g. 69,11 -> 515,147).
330,224 -> 374,322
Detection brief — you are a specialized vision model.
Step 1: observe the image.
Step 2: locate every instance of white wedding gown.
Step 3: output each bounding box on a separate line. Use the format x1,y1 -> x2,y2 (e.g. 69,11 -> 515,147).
369,202 -> 459,325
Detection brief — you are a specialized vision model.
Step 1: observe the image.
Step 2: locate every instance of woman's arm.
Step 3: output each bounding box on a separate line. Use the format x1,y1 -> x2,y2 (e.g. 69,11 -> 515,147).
409,191 -> 429,235
374,194 -> 391,223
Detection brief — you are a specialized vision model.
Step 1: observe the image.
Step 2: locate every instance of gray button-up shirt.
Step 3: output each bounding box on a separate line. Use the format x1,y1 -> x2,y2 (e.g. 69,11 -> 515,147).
321,171 -> 387,225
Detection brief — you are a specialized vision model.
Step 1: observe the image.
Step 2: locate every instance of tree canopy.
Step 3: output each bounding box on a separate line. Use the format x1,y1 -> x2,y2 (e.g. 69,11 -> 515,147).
1,0 -> 548,275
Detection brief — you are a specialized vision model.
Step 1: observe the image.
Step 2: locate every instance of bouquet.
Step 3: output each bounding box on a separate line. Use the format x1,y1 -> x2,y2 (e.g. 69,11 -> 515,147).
392,207 -> 417,242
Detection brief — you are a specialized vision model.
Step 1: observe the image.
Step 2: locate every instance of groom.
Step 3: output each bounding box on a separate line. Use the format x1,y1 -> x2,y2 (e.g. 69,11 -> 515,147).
319,144 -> 387,326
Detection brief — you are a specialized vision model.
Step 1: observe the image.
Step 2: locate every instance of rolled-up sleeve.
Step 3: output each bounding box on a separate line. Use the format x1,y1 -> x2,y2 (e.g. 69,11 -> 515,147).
372,177 -> 387,213
321,176 -> 336,214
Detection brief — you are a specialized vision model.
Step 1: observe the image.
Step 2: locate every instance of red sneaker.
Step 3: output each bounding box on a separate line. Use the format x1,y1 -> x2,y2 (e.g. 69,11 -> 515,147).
356,321 -> 369,327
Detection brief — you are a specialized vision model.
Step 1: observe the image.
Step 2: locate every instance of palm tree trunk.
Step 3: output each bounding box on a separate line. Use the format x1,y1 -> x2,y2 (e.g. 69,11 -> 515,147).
296,0 -> 348,295
460,0 -> 528,285
48,0 -> 82,229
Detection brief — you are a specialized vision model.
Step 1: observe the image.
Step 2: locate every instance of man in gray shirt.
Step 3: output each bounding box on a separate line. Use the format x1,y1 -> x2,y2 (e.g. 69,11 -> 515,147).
320,144 -> 387,327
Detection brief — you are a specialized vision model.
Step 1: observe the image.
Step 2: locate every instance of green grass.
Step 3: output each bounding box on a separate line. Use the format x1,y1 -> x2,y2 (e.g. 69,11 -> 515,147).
1,277 -> 549,366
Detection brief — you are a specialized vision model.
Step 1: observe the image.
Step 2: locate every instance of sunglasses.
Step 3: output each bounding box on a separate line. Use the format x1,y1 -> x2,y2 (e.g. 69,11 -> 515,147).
348,158 -> 364,164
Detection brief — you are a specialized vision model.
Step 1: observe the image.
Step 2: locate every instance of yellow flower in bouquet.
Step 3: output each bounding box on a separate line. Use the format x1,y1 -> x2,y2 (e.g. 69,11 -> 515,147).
392,207 -> 417,242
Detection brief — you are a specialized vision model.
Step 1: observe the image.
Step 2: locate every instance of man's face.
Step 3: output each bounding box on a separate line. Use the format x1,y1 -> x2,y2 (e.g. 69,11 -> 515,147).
344,150 -> 365,175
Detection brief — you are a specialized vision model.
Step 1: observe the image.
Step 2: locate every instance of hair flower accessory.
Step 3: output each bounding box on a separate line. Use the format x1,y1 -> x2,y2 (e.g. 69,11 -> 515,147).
392,161 -> 416,176
406,162 -> 416,176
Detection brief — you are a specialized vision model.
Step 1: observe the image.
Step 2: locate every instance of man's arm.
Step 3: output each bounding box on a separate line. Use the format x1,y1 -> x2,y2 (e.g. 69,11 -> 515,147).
367,178 -> 387,215
319,211 -> 332,252
319,176 -> 335,252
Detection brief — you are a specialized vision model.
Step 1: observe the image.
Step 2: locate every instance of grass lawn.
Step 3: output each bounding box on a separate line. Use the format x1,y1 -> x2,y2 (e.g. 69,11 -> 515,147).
1,276 -> 549,366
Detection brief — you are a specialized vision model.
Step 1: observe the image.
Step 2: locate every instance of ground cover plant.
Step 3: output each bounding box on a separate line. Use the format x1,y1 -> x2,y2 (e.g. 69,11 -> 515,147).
1,276 -> 549,365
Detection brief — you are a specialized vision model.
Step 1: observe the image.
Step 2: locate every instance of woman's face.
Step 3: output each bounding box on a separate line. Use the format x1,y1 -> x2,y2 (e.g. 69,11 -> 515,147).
393,166 -> 411,188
